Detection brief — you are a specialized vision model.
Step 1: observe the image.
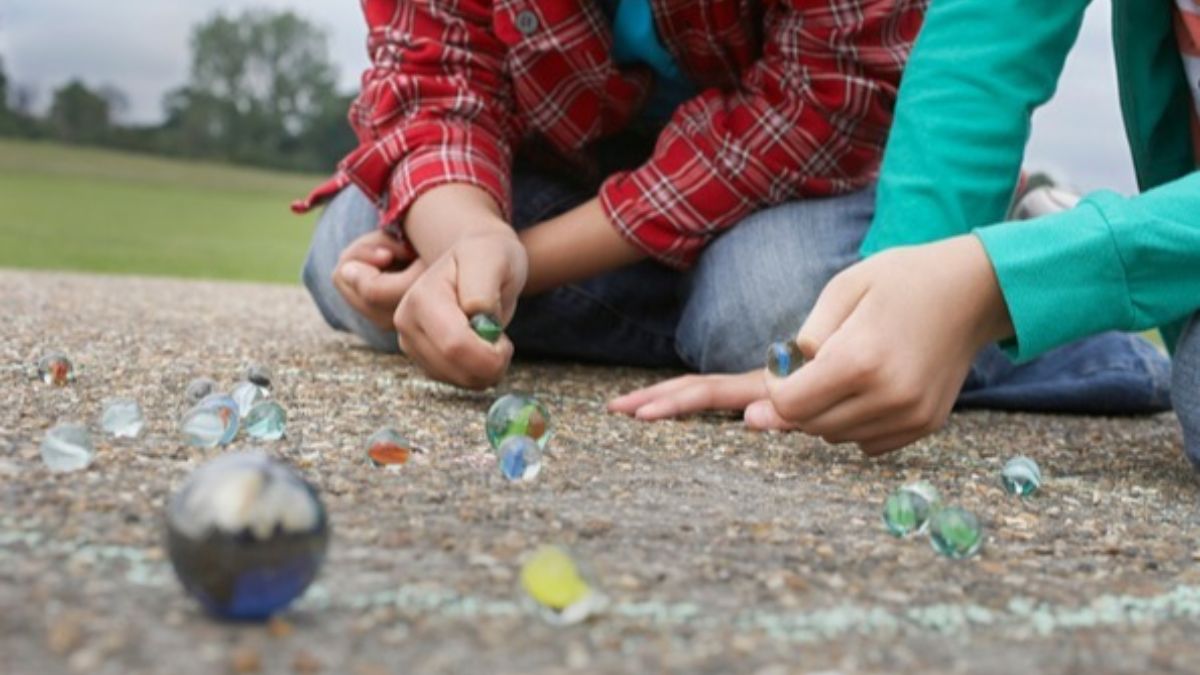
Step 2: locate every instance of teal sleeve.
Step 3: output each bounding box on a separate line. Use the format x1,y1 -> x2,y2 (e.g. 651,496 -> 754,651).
860,0 -> 1091,255
976,172 -> 1200,360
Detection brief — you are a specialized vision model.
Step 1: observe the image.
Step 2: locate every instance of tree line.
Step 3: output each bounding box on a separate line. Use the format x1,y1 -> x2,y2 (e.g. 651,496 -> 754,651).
0,9 -> 357,174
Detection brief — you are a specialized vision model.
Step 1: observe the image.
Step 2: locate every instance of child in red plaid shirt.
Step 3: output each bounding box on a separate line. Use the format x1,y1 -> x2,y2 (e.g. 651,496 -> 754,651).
298,0 -> 927,389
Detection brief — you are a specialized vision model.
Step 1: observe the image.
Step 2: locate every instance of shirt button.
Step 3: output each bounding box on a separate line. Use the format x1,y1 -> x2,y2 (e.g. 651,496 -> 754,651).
515,10 -> 539,35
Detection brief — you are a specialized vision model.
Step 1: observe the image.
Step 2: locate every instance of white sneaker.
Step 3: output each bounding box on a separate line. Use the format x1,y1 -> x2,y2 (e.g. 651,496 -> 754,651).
1009,185 -> 1082,220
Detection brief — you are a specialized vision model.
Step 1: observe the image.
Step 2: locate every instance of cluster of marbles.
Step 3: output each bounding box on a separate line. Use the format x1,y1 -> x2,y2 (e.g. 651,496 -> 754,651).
881,457 -> 1042,559
520,545 -> 607,625
765,340 -> 805,378
365,427 -> 425,467
882,481 -> 982,559
486,393 -> 554,482
35,352 -> 148,472
180,366 -> 285,447
165,451 -> 329,620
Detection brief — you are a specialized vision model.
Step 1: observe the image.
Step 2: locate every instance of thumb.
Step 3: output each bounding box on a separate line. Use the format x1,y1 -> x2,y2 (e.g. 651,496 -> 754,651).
359,261 -> 427,306
796,269 -> 869,358
454,244 -> 507,318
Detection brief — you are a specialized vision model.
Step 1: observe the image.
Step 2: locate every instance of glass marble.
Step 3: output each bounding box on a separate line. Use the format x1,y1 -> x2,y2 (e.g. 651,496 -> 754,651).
365,427 -> 423,467
1001,456 -> 1042,497
499,436 -> 542,482
231,381 -> 270,419
185,377 -> 218,406
243,363 -> 273,389
181,394 -> 240,447
37,352 -> 75,386
100,398 -> 145,439
882,481 -> 941,537
165,451 -> 329,621
929,507 -> 983,559
520,545 -> 606,625
243,401 -> 286,441
486,394 -> 554,451
40,423 -> 95,472
765,341 -> 805,378
470,313 -> 503,343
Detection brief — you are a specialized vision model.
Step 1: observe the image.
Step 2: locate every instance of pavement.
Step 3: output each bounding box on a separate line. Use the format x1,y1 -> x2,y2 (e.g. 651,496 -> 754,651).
2,269 -> 1199,675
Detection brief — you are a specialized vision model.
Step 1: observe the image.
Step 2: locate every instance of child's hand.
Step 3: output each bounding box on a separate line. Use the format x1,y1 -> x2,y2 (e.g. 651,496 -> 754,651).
751,235 -> 1013,455
394,230 -> 528,389
333,230 -> 425,331
607,371 -> 787,423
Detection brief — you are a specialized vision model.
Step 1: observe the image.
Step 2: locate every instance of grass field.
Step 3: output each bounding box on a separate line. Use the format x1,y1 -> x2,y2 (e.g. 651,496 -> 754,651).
0,138 -> 325,284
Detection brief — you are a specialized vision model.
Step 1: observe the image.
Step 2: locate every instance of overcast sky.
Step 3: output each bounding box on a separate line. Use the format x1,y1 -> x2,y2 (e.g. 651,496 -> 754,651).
0,0 -> 1136,193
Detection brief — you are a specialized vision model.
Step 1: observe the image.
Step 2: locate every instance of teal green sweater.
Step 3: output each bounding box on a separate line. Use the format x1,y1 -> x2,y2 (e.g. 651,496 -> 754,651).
861,0 -> 1200,360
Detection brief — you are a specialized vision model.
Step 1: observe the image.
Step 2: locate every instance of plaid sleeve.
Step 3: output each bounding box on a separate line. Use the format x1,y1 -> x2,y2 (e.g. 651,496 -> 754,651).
599,0 -> 926,269
296,0 -> 517,231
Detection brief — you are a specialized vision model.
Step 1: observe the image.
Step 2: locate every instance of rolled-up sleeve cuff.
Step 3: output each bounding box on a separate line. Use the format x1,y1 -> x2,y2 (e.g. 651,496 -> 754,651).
599,171 -> 706,270
973,195 -> 1134,362
380,126 -> 511,232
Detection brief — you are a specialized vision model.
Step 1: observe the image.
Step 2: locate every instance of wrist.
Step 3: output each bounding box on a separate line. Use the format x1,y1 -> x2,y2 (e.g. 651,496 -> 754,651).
405,184 -> 510,260
961,235 -> 1015,347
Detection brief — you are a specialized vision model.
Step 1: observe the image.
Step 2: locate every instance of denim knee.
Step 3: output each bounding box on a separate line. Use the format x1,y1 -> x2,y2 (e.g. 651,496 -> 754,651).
675,187 -> 875,373
1173,314 -> 1200,468
301,187 -> 400,353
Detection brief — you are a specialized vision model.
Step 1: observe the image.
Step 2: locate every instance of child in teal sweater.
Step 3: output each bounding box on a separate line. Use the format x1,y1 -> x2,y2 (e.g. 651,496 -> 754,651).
612,0 -> 1198,462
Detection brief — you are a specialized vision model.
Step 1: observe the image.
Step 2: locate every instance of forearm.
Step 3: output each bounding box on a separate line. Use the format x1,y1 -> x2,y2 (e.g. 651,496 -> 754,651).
404,184 -> 515,262
862,0 -> 1090,255
519,198 -> 645,295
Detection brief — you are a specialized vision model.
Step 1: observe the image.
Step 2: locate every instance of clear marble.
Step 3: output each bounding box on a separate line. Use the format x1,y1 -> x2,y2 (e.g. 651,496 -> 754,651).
882,481 -> 941,537
100,398 -> 145,438
765,341 -> 805,378
486,394 -> 554,451
929,507 -> 983,559
165,451 -> 329,620
243,401 -> 286,441
37,352 -> 75,386
1000,456 -> 1042,497
40,423 -> 94,472
365,427 -> 423,467
181,394 -> 240,447
231,381 -> 270,419
243,363 -> 273,389
470,313 -> 503,344
185,377 -> 218,406
498,435 -> 542,482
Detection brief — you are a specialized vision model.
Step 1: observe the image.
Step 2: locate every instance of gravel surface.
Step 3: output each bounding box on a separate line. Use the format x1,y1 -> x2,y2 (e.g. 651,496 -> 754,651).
2,269 -> 1198,675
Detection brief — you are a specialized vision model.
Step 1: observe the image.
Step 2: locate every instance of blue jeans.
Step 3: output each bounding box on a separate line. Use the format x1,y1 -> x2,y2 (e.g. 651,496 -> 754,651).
302,175 -> 1172,416
1175,314 -> 1200,467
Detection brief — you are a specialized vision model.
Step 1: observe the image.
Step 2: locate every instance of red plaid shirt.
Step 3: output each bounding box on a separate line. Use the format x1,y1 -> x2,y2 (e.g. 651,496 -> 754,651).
293,0 -> 927,269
